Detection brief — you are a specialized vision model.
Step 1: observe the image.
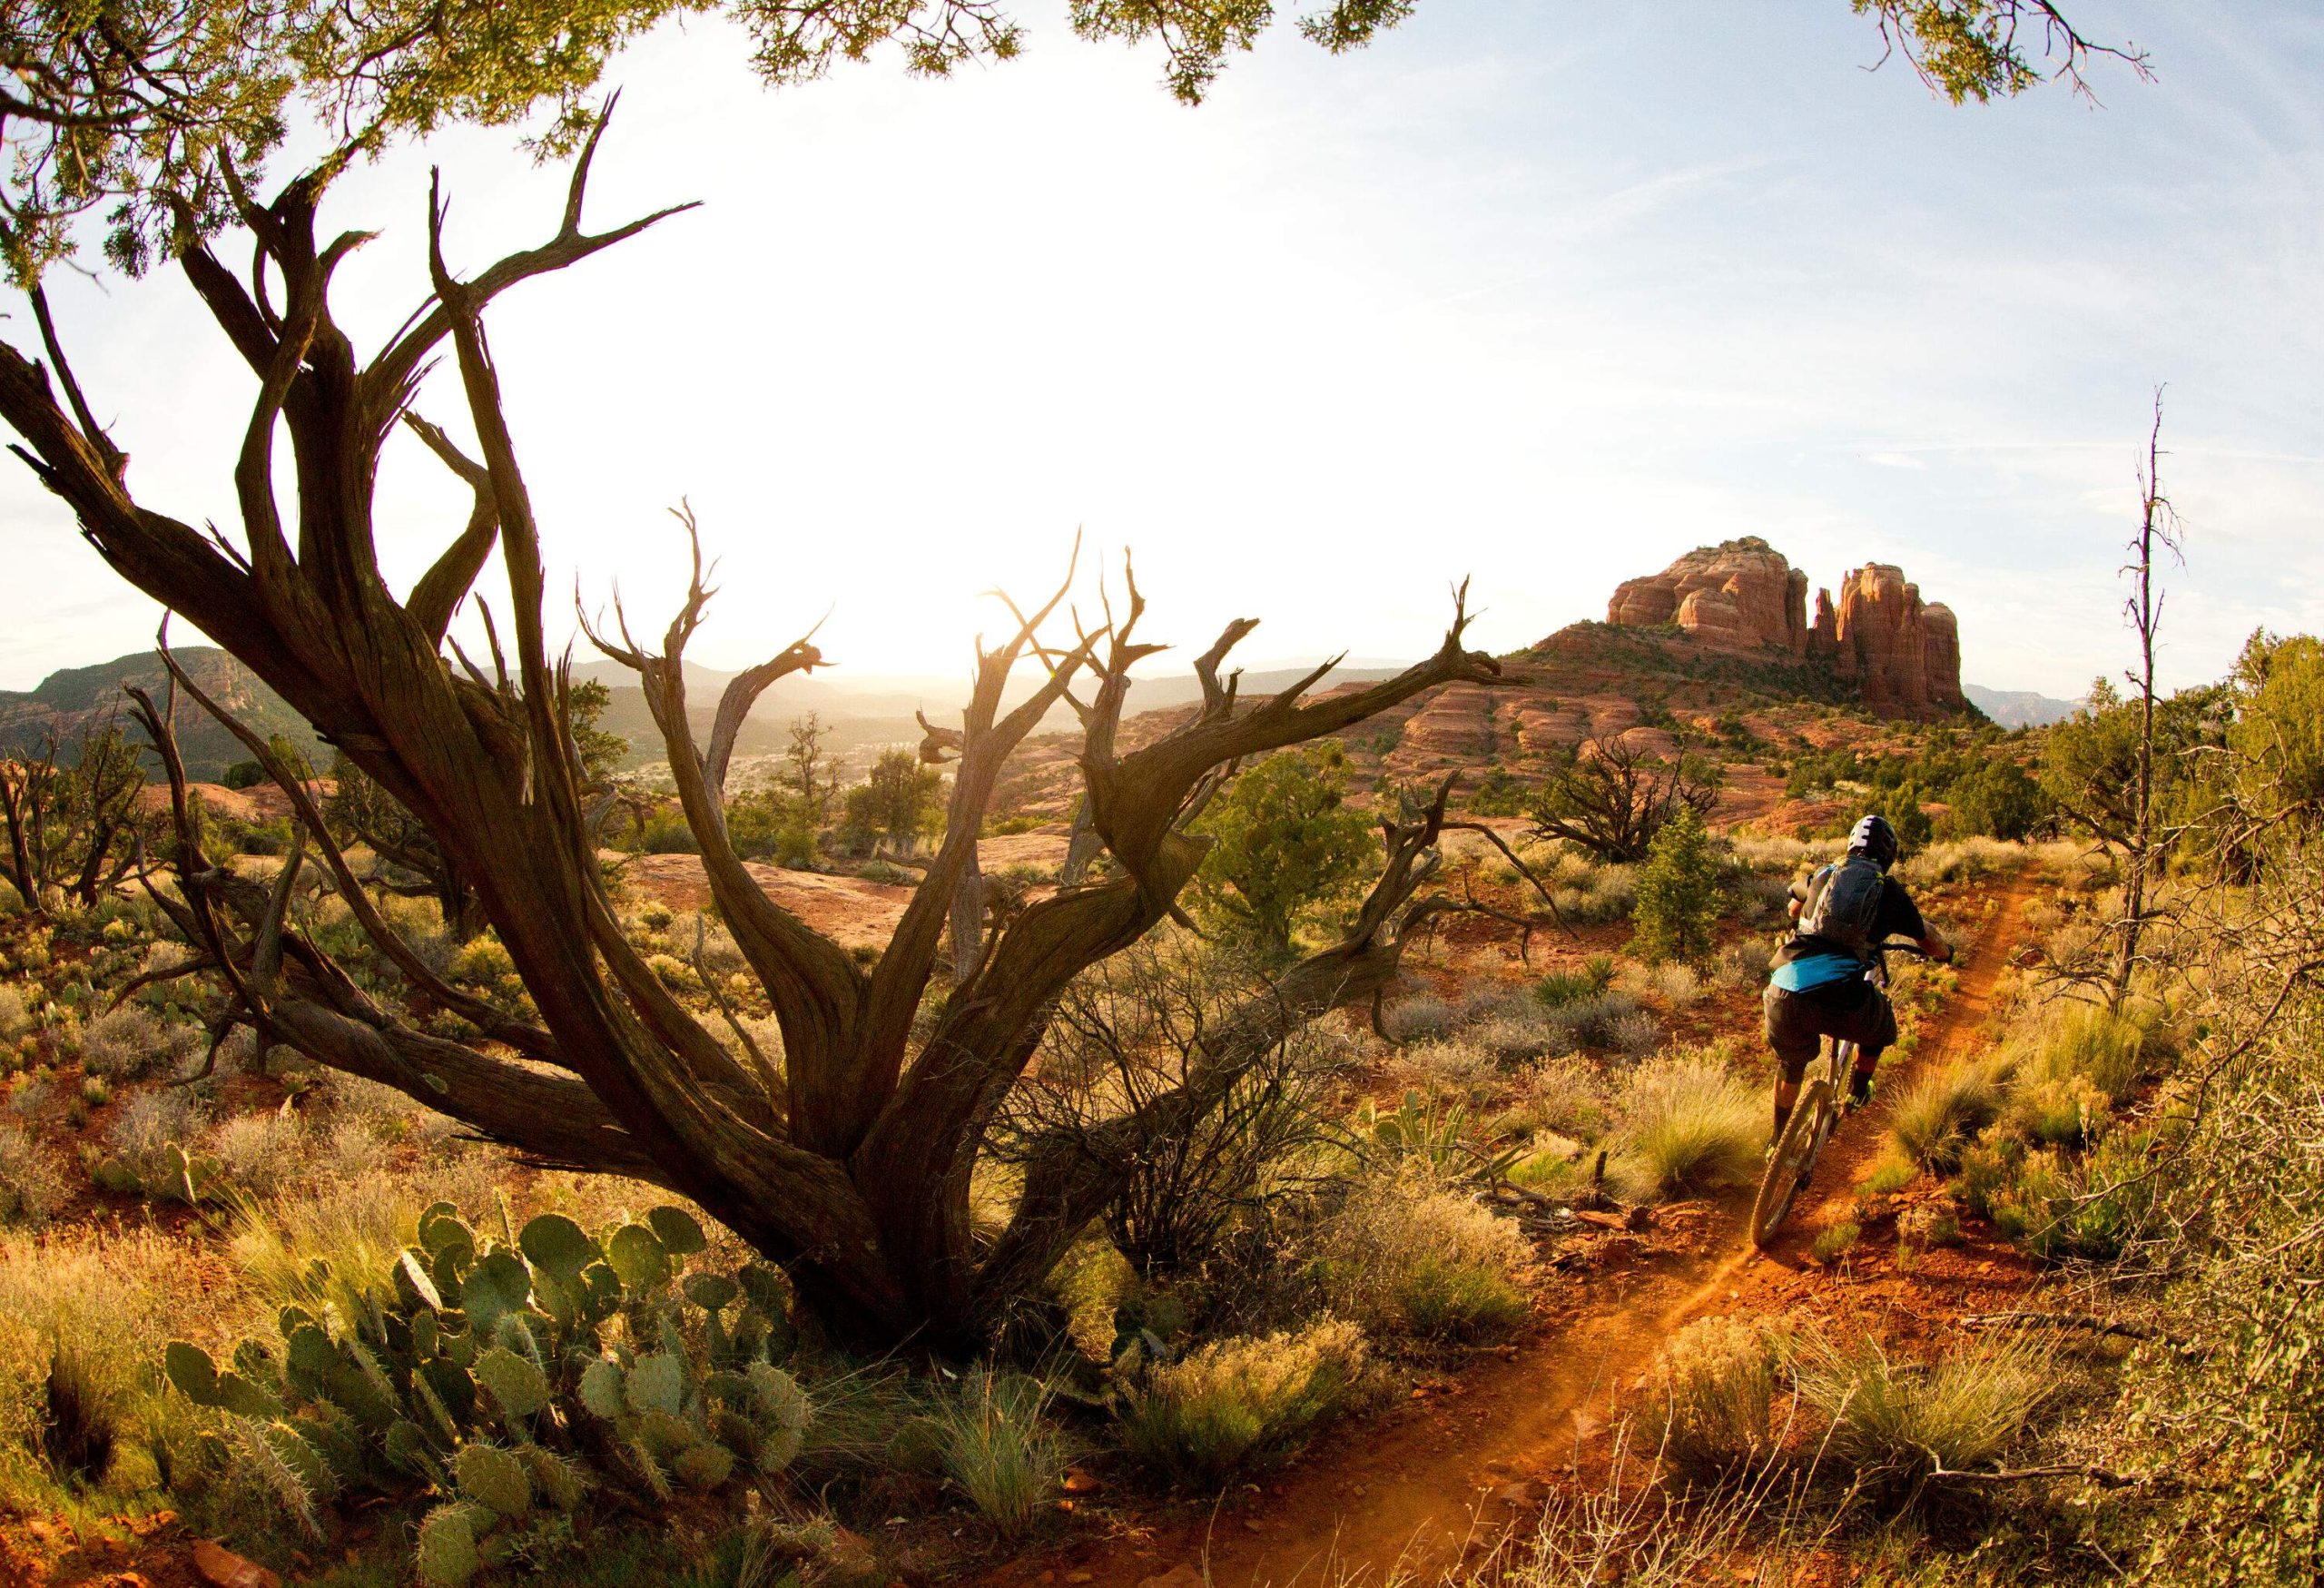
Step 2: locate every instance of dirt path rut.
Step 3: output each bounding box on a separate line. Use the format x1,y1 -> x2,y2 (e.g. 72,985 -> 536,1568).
994,873 -> 2036,1588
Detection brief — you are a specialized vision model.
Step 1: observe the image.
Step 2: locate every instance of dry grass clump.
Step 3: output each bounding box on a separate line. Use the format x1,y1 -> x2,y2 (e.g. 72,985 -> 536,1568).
1896,837 -> 2019,886
1505,1057 -> 1610,1139
0,1125 -> 70,1226
0,985 -> 31,1043
1614,1052 -> 1762,1198
1314,1179 -> 1531,1341
1118,1317 -> 1367,1485
927,1368 -> 1062,1540
1384,1038 -> 1501,1096
0,1227 -> 224,1507
1647,1317 -> 1782,1477
1886,1056 -> 2008,1172
1731,834 -> 1814,876
1793,1329 -> 2053,1489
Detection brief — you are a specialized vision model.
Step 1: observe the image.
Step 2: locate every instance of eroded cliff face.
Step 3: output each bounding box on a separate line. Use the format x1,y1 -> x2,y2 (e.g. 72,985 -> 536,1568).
1606,537 -> 1810,656
1607,539 -> 1965,713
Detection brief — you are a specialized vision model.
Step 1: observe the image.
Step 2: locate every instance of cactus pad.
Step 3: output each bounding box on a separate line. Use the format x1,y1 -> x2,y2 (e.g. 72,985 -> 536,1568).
454,1442 -> 533,1519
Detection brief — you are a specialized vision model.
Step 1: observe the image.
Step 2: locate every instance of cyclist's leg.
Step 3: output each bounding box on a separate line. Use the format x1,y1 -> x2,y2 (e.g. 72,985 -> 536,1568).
1833,984 -> 1902,1102
1762,983 -> 1823,1138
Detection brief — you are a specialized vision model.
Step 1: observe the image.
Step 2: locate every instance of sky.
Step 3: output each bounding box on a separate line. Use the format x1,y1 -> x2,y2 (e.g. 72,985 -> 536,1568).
4,1 -> 2321,701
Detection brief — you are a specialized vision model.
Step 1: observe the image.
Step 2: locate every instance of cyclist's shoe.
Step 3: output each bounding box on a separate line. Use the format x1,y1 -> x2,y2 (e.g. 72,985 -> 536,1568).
1847,1069 -> 1876,1108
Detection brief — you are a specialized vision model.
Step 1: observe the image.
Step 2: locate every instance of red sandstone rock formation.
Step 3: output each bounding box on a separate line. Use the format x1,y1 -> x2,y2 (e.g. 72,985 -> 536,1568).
1805,563 -> 1964,710
1606,538 -> 1810,656
1610,542 -> 1965,713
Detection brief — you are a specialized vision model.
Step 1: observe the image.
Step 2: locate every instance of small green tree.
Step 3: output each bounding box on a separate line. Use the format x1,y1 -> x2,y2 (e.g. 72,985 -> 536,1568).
1869,779 -> 1934,853
1631,804 -> 1719,966
1190,745 -> 1376,955
1937,757 -> 2047,841
842,748 -> 943,855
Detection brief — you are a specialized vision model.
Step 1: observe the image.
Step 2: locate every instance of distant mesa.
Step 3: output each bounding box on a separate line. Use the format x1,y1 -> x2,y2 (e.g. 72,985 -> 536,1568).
1605,537 -> 1964,714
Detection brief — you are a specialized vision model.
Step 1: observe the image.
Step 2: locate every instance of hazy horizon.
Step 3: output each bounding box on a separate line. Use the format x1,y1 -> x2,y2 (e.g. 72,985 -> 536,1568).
4,2 -> 2319,700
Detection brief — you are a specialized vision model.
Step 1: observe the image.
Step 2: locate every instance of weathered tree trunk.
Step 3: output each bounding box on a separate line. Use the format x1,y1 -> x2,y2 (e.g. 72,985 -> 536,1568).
0,113 -> 1501,1349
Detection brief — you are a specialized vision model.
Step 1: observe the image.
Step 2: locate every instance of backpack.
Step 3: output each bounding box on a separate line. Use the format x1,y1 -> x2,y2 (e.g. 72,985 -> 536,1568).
1797,854 -> 1886,960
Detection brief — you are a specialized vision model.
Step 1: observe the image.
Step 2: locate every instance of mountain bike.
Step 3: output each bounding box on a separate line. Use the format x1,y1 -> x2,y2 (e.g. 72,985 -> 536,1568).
1749,940 -> 1927,1249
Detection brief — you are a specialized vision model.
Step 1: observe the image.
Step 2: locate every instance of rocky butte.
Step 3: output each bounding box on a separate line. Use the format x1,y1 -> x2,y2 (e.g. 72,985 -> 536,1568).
1605,536 -> 1965,712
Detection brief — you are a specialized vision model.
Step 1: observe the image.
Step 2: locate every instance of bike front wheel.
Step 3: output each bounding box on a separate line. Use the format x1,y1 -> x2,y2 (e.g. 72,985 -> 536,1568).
1751,1077 -> 1835,1249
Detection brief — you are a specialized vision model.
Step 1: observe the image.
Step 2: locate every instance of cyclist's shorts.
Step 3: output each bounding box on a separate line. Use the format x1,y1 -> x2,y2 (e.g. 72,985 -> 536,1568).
1763,979 -> 1898,1084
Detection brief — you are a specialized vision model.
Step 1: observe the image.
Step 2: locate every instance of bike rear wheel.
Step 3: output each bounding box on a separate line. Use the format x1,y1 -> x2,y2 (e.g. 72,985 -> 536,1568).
1751,1077 -> 1835,1248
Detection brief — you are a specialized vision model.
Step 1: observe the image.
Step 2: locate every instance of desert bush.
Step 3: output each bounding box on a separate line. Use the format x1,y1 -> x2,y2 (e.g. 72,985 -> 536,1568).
1472,1012 -> 1571,1063
1508,1057 -> 1610,1139
1380,993 -> 1458,1044
1552,865 -> 1638,924
202,1110 -> 308,1198
1886,1057 -> 2007,1172
78,1004 -> 191,1080
1713,937 -> 1773,990
1188,745 -> 1379,954
1647,1317 -> 1782,1477
89,1088 -> 215,1202
1863,1153 -> 1916,1195
1647,962 -> 1701,1009
1538,989 -> 1647,1054
1984,1131 -> 2165,1261
1506,1132 -> 1596,1201
1615,1053 -> 1761,1198
1118,1317 -> 1367,1485
999,944 -> 1351,1277
0,1125 -> 69,1226
1793,1329 -> 2053,1491
1314,1179 -> 1531,1341
1897,1203 -> 1959,1249
929,1369 -> 1063,1540
1606,1009 -> 1664,1059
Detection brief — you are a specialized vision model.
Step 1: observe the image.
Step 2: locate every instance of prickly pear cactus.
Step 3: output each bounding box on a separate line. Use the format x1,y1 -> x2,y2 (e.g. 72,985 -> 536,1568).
159,1198 -> 803,1573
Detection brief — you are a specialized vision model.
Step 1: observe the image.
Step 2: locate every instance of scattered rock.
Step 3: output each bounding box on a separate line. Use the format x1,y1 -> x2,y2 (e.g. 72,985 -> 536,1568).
192,1539 -> 280,1588
1138,1565 -> 1208,1588
1060,1467 -> 1104,1495
1491,1481 -> 1542,1508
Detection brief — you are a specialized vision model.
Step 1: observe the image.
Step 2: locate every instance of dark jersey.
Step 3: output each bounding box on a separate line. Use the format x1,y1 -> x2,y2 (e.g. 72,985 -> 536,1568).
1770,867 -> 1927,991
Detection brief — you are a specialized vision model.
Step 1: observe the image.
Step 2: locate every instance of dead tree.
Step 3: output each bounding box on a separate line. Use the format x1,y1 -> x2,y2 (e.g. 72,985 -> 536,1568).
2110,395 -> 2181,1009
1524,730 -> 1720,863
0,111 -> 1499,1347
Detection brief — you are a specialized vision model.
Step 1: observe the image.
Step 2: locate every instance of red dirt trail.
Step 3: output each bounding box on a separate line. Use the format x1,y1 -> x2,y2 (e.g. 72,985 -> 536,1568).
987,871 -> 2037,1588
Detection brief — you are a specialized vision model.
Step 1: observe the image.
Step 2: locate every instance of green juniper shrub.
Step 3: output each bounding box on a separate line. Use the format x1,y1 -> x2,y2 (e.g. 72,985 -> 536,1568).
1631,807 -> 1720,967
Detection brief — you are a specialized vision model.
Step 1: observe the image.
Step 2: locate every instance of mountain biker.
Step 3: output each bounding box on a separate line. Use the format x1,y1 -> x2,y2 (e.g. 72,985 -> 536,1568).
1762,813 -> 1952,1140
